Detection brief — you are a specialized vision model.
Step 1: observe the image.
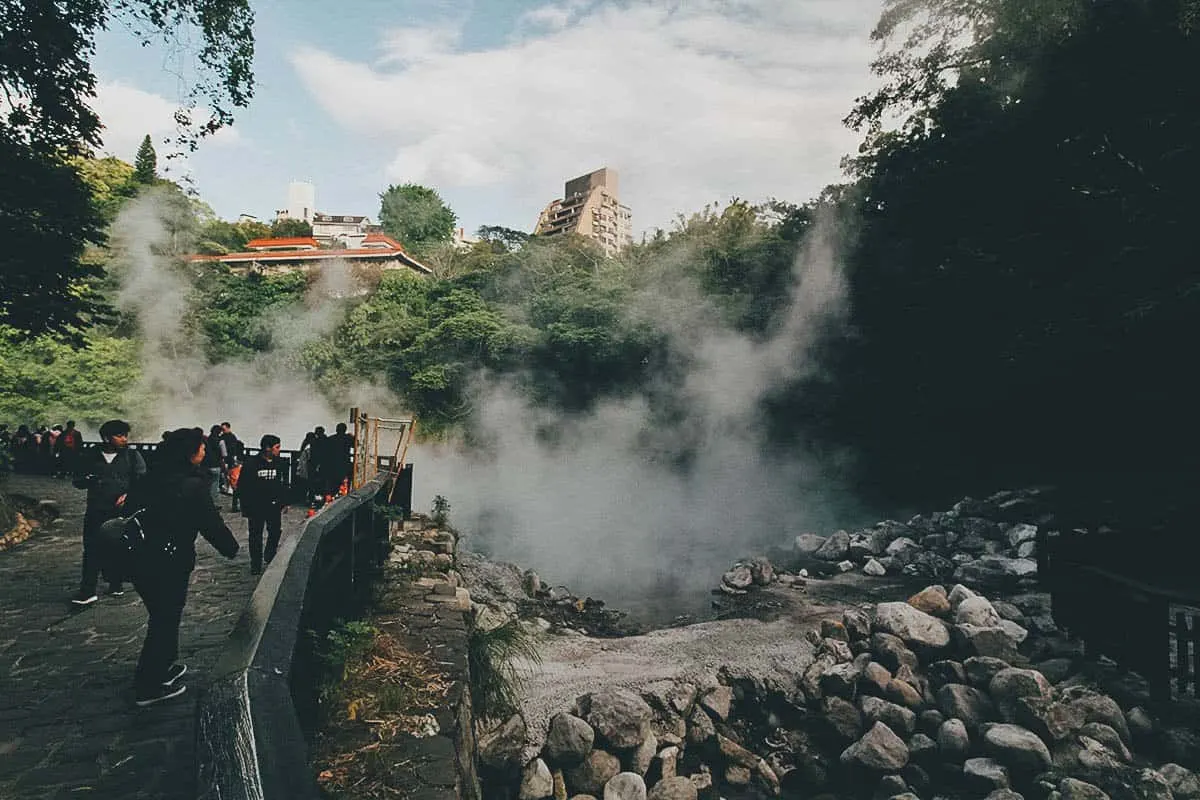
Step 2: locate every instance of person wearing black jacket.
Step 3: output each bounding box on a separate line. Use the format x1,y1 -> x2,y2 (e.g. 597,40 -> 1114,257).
71,419 -> 146,605
239,434 -> 287,575
124,427 -> 239,706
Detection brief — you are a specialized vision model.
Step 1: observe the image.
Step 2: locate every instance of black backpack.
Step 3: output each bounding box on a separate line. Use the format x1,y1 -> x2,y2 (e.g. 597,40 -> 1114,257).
96,510 -> 148,580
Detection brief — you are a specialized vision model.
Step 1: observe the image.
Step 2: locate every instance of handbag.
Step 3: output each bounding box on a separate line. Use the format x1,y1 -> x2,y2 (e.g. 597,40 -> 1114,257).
97,510 -> 148,578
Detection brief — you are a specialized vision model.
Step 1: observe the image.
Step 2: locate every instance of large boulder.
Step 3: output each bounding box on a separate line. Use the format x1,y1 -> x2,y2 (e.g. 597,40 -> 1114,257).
584,690 -> 653,749
908,586 -> 951,617
566,750 -> 622,796
1064,690 -> 1132,745
989,668 -> 1052,724
937,684 -> 996,732
479,713 -> 528,768
953,623 -> 1020,662
520,759 -> 554,800
1015,696 -> 1084,743
646,776 -> 697,800
956,596 -> 1004,628
821,696 -> 864,744
814,530 -> 851,561
937,718 -> 971,762
964,657 -> 1012,690
874,602 -> 951,651
545,713 -> 595,765
840,722 -> 909,772
794,533 -> 828,557
1160,764 -> 1200,800
604,772 -> 647,800
982,724 -> 1053,773
1058,777 -> 1110,799
963,758 -> 1010,793
860,695 -> 917,737
871,633 -> 920,673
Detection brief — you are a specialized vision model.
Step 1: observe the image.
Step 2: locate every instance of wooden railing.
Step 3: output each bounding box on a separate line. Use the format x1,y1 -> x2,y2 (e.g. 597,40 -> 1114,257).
194,477 -> 392,799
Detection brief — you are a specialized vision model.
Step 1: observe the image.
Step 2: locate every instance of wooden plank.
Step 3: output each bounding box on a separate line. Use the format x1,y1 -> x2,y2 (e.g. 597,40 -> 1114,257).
1176,611 -> 1189,697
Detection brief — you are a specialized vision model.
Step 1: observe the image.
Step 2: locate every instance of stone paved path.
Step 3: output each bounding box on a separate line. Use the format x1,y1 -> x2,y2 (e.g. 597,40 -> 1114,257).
0,475 -> 305,800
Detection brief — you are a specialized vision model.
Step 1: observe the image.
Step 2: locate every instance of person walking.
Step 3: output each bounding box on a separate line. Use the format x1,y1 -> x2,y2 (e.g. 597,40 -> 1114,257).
124,427 -> 239,706
327,422 -> 355,494
56,420 -> 83,479
239,434 -> 287,575
71,420 -> 146,605
203,425 -> 224,502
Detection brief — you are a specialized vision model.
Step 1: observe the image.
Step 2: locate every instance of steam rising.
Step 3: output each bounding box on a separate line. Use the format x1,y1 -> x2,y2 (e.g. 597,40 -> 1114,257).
110,192 -> 387,446
416,213 -> 870,620
110,192 -> 868,621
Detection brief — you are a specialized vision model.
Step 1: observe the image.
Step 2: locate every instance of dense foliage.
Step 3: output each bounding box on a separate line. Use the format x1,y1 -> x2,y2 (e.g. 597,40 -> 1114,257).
378,184 -> 457,253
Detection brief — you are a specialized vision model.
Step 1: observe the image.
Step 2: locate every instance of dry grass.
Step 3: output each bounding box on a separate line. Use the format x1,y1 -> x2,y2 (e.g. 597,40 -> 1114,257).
312,631 -> 453,799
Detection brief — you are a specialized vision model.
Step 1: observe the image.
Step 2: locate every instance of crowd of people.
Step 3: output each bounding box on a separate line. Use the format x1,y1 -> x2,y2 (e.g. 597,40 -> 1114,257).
1,416 -> 357,708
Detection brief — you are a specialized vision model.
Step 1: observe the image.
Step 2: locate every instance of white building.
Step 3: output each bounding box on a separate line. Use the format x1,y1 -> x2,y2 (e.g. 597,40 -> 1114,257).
275,181 -> 316,224
312,213 -> 373,247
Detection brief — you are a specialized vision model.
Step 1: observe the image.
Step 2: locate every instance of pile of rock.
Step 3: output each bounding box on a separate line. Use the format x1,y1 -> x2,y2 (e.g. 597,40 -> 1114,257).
793,489 -> 1050,590
485,583 -> 1200,800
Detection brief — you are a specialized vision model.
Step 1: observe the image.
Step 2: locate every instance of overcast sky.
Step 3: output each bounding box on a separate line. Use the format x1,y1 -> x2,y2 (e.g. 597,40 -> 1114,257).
92,0 -> 885,238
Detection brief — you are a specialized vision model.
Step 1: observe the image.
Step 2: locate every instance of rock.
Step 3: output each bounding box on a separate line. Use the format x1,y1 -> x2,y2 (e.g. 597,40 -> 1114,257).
907,732 -> 937,762
999,619 -> 1029,644
957,596 -> 1004,627
1064,691 -> 1131,745
885,678 -> 924,711
903,763 -> 931,794
877,773 -> 908,796
874,602 -> 951,650
820,637 -> 854,664
902,551 -> 957,581
822,619 -> 850,641
837,559 -> 856,573
630,733 -> 657,776
953,623 -> 1020,662
699,686 -> 732,722
604,773 -> 646,800
948,584 -> 978,608
983,724 -> 1053,773
848,530 -> 889,559
795,533 -> 828,556
844,608 -> 872,640
687,771 -> 711,791
928,660 -> 967,690
821,696 -> 864,744
918,709 -> 944,737
554,770 -> 568,800
860,661 -> 891,695
989,668 -> 1052,723
886,537 -> 920,557
565,751 -> 622,796
546,713 -> 596,765
1017,541 -> 1037,559
686,706 -> 714,744
1058,777 -> 1109,800
1015,696 -> 1083,743
523,570 -> 542,596
585,690 -> 653,749
716,734 -> 758,769
938,718 -> 971,762
1160,763 -> 1200,799
861,695 -> 917,737
814,530 -> 851,561
522,759 -> 556,800
864,558 -> 887,576
1006,524 -> 1039,548
840,722 -> 909,772
722,565 -> 753,590
965,657 -> 1012,690
964,757 -> 1011,793
986,791 -> 1025,800
1036,658 -> 1075,685
35,499 -> 61,518
992,601 -> 1026,623
936,684 -> 996,732
821,662 -> 862,699
479,713 -> 528,768
646,776 -> 696,800
655,746 -> 678,781
871,633 -> 920,673
1078,722 -> 1130,762
724,765 -> 751,785
1135,769 -> 1175,800
908,586 -> 952,617
748,556 -> 774,585
1126,707 -> 1155,740
956,557 -> 1039,583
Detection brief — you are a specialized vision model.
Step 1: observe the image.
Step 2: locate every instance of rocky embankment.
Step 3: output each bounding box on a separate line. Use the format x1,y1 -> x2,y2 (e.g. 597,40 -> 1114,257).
461,488 -> 1200,800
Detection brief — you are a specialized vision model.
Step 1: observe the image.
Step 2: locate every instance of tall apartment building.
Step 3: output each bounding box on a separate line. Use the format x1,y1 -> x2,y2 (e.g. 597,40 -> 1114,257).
534,167 -> 632,256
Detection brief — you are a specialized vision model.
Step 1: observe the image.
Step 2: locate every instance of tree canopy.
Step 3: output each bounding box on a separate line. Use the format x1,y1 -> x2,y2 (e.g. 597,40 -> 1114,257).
270,217 -> 313,238
378,184 -> 457,252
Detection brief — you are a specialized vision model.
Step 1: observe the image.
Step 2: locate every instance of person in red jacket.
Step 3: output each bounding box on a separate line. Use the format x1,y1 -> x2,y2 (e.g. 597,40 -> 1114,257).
55,420 -> 83,478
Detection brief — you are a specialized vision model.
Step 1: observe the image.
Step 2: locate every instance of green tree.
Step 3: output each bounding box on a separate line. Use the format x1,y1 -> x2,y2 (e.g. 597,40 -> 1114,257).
270,217 -> 313,238
378,184 -> 457,252
0,0 -> 256,342
133,134 -> 157,183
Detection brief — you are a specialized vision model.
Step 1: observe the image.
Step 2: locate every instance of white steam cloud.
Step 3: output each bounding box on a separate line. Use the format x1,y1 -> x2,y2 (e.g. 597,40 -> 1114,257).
110,192 -> 390,447
417,213 -> 870,621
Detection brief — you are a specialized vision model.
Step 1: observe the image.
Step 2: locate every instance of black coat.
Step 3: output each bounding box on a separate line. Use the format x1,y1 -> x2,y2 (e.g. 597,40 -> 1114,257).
73,447 -> 146,512
127,464 -> 239,572
237,453 -> 286,517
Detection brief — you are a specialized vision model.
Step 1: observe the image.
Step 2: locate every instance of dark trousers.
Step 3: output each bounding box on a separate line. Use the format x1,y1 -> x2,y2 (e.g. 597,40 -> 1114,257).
248,507 -> 282,570
133,566 -> 190,692
80,508 -> 121,594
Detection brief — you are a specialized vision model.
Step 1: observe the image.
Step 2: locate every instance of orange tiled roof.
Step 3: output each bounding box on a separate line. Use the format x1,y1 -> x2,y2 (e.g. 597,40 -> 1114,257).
245,237 -> 320,250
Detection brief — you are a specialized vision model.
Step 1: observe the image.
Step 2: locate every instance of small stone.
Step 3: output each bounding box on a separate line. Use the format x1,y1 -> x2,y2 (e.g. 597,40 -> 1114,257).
908,585 -> 952,617
646,777 -> 696,800
948,584 -> 978,608
604,772 -> 646,800
918,709 -> 945,737
957,596 -> 1004,627
843,607 -> 872,640
871,633 -> 920,673
1159,763 -> 1200,800
928,660 -> 967,690
794,533 -> 828,556
988,668 -> 1052,723
863,558 -> 887,576
1058,777 -> 1110,800
937,718 -> 971,762
860,695 -> 917,737
821,696 -> 863,744
983,723 -> 1053,773
964,656 -> 1012,690
822,619 -> 850,641
839,721 -> 909,772
546,713 -> 596,765
877,773 -> 908,796
814,529 -> 851,560
1126,706 -> 1155,740
699,686 -> 732,722
521,759 -> 555,800
837,559 -> 856,573
874,602 -> 951,650
964,757 -> 1011,793
860,661 -> 892,696
1035,658 -> 1075,684
722,565 -> 753,590
907,733 -> 937,761
937,684 -> 996,732
565,751 -> 621,796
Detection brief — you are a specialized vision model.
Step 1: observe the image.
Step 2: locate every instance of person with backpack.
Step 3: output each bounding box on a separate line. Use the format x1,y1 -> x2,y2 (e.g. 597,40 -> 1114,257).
239,434 -> 287,575
123,427 -> 239,706
55,420 -> 83,479
71,419 -> 146,605
219,422 -> 245,510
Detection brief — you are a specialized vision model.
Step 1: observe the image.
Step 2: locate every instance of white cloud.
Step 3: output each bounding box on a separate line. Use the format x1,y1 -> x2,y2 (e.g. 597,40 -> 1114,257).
290,0 -> 883,233
91,81 -> 243,169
